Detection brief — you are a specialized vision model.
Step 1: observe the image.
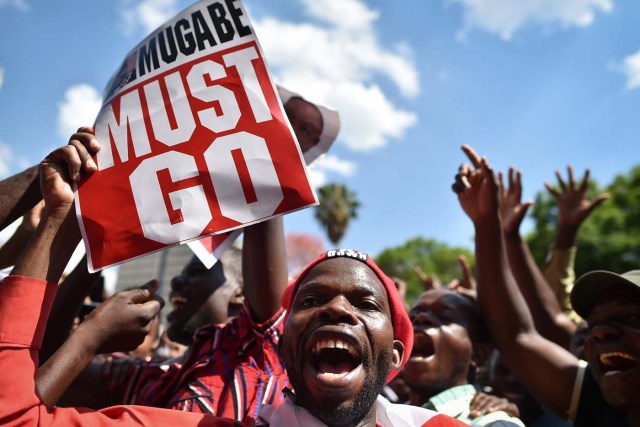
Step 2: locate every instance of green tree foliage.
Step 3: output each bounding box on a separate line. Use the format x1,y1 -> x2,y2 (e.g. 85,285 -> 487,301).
314,183 -> 361,245
375,237 -> 474,305
527,165 -> 640,275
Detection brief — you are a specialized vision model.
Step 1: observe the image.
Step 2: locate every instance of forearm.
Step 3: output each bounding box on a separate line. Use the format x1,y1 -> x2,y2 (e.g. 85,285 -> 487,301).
0,225 -> 33,269
40,255 -> 101,363
475,217 -> 578,417
242,216 -> 287,323
554,223 -> 579,249
11,206 -> 80,283
475,218 -> 536,349
504,232 -> 575,348
36,324 -> 100,406
0,165 -> 40,230
542,246 -> 582,323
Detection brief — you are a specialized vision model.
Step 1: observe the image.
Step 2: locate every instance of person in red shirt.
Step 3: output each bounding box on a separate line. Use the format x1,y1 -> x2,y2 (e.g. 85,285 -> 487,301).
35,87 -> 331,417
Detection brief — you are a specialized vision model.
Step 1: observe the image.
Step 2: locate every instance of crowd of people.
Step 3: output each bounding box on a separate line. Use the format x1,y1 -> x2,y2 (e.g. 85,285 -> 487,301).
0,91 -> 638,427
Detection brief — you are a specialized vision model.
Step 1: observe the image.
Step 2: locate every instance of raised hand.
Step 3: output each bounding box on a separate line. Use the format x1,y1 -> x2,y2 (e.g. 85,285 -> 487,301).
78,281 -> 163,355
544,166 -> 609,229
413,265 -> 442,291
498,167 -> 533,236
39,127 -> 100,216
452,145 -> 500,224
449,255 -> 477,301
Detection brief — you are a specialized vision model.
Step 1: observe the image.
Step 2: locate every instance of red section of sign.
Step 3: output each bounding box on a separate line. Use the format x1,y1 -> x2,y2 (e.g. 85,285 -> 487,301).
77,40 -> 315,271
231,148 -> 258,204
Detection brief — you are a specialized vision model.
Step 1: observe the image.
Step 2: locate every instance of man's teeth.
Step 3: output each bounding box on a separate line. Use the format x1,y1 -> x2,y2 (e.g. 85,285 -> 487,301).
169,297 -> 188,310
600,352 -> 636,366
313,338 -> 354,355
599,351 -> 638,376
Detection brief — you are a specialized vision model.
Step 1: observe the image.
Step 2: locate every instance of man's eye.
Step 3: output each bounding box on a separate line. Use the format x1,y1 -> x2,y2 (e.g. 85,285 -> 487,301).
359,299 -> 381,311
300,296 -> 320,308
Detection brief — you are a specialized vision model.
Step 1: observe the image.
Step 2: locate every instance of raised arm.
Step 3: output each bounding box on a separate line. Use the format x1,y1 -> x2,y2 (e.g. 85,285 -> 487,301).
543,166 -> 609,321
499,167 -> 576,348
0,200 -> 44,269
38,254 -> 101,364
0,133 -> 246,425
10,129 -> 99,281
242,216 -> 288,323
452,146 -> 580,418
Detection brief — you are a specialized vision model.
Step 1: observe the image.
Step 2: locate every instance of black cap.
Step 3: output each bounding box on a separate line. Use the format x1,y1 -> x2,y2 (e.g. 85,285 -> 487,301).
571,270 -> 640,318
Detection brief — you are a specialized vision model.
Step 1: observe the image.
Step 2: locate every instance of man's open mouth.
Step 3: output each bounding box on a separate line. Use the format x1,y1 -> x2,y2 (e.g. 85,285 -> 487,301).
167,295 -> 188,321
309,336 -> 362,380
409,331 -> 435,361
599,351 -> 638,376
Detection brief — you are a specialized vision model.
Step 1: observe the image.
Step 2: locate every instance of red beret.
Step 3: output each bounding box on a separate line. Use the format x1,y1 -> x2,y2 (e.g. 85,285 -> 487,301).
281,249 -> 413,383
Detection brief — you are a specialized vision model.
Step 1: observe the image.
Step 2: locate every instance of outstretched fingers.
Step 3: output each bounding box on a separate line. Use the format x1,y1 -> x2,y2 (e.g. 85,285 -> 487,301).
555,169 -> 567,192
579,168 -> 591,192
544,181 -> 560,198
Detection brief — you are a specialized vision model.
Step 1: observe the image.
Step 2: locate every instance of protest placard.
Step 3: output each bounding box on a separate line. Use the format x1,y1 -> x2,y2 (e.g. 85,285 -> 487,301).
186,84 -> 341,268
75,0 -> 317,272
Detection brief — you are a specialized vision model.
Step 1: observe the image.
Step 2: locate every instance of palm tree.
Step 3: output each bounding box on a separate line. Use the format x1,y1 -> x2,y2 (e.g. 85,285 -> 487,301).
314,183 -> 361,245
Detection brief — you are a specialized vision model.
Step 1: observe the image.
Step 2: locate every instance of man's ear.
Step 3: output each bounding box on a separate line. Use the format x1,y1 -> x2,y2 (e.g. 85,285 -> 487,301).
391,339 -> 405,370
229,286 -> 245,306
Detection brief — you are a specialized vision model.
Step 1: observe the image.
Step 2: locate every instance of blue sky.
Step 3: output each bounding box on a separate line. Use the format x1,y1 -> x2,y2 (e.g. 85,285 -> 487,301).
1,0 -> 640,258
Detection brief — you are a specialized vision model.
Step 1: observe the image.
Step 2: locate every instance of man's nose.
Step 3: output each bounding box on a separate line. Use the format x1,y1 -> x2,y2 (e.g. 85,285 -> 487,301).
170,274 -> 186,291
412,311 -> 438,327
588,322 -> 621,343
317,295 -> 358,325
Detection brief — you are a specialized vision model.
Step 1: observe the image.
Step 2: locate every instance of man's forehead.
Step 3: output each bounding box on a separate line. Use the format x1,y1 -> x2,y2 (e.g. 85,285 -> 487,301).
414,290 -> 467,309
297,257 -> 387,296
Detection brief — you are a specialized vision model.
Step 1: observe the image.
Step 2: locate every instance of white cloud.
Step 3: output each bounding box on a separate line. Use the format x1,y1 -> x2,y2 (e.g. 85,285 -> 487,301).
254,0 -> 419,153
0,66 -> 4,92
621,49 -> 640,90
0,0 -> 29,11
121,0 -> 178,35
315,154 -> 357,176
57,84 -> 103,141
0,143 -> 12,178
303,0 -> 379,32
307,154 -> 357,187
448,0 -> 613,40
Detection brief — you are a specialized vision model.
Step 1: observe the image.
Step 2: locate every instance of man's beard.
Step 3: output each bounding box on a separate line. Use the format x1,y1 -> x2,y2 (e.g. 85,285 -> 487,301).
287,346 -> 392,427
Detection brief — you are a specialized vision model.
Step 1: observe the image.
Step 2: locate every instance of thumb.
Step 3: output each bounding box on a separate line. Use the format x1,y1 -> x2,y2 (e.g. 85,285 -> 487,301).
129,280 -> 159,304
138,297 -> 164,319
587,193 -> 610,214
515,200 -> 533,223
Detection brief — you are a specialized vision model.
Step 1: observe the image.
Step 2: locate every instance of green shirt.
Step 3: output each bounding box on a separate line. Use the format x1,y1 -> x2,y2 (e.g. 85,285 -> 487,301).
423,385 -> 525,427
